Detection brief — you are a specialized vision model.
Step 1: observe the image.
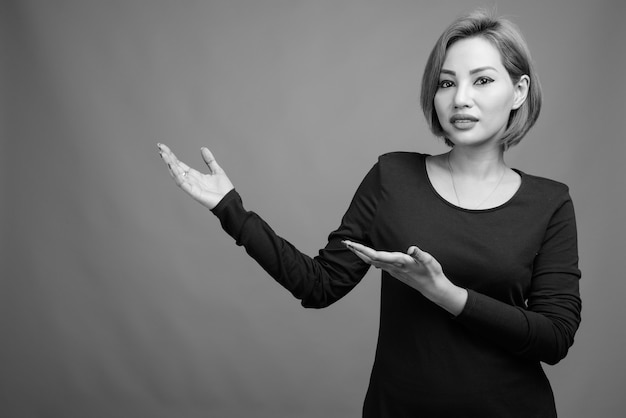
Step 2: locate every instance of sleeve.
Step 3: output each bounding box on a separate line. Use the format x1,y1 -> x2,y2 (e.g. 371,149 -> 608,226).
210,162 -> 381,308
456,193 -> 582,365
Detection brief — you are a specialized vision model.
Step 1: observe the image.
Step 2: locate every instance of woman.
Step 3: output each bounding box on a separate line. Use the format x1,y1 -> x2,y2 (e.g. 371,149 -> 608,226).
158,9 -> 581,417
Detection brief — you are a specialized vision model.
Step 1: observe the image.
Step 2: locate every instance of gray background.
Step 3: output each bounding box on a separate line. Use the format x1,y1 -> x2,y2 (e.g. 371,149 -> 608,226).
3,0 -> 625,417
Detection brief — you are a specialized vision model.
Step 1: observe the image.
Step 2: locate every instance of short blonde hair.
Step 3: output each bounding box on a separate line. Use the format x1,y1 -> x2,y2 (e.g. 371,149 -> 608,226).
420,10 -> 542,149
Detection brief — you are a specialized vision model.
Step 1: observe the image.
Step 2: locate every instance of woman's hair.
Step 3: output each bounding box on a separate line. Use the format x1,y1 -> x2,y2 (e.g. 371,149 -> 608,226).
420,9 -> 542,149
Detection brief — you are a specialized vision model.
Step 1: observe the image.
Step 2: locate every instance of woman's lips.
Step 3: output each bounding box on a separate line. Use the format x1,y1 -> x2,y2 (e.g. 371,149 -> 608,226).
450,114 -> 478,130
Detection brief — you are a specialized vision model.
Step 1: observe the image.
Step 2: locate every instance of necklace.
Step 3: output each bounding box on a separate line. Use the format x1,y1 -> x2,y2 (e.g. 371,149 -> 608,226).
447,153 -> 507,209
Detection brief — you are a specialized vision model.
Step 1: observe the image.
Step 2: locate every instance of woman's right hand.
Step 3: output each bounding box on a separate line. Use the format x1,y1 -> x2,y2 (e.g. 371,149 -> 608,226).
158,143 -> 234,210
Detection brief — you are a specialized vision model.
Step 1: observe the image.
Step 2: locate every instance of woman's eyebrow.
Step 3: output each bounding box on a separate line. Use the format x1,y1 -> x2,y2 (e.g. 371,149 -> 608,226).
439,66 -> 498,76
470,66 -> 498,74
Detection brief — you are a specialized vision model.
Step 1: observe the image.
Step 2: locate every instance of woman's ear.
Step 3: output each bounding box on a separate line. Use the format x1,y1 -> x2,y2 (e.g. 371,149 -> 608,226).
512,75 -> 530,110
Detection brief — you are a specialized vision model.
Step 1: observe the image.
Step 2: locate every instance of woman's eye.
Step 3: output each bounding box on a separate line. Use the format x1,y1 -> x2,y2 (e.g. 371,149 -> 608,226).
438,80 -> 454,89
475,77 -> 494,85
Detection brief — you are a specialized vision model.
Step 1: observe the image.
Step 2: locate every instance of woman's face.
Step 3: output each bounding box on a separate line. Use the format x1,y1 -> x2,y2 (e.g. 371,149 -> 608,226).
434,36 -> 528,148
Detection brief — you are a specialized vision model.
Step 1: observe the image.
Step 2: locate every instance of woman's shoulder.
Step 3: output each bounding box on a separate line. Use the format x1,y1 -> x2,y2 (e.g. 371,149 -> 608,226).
516,170 -> 573,203
518,170 -> 569,191
376,151 -> 428,170
372,152 -> 429,180
378,151 -> 428,161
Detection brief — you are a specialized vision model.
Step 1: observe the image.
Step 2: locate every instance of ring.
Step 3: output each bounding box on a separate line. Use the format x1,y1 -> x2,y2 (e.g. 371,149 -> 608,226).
182,170 -> 188,177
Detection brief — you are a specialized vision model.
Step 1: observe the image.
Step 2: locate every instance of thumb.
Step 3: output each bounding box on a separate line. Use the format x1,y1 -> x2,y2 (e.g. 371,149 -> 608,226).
407,246 -> 429,262
201,147 -> 220,174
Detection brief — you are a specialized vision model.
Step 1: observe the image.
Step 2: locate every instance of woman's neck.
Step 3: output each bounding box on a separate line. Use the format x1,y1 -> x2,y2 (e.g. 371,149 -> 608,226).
447,146 -> 507,180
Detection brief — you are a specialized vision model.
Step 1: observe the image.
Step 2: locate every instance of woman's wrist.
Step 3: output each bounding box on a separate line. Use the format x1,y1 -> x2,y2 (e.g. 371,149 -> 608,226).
424,278 -> 468,316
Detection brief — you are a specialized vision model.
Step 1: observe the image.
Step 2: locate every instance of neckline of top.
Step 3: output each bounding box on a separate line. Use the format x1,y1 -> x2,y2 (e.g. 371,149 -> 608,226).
421,153 -> 525,213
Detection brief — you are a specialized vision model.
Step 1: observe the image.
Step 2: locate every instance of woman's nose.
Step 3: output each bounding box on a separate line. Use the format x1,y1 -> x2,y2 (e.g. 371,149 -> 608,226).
453,84 -> 473,108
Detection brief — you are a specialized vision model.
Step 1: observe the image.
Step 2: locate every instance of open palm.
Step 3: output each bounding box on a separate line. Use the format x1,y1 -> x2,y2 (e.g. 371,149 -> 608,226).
158,143 -> 234,210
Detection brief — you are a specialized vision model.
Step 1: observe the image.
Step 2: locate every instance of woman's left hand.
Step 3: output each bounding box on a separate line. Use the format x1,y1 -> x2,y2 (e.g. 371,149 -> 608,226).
342,240 -> 467,315
342,240 -> 444,291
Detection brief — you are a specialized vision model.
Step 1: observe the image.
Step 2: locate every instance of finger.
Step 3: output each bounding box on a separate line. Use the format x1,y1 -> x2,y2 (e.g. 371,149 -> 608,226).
344,241 -> 407,267
157,142 -> 169,154
161,148 -> 191,177
159,144 -> 191,171
343,240 -> 377,258
158,144 -> 180,169
407,246 -> 433,264
343,241 -> 374,263
169,158 -> 188,180
201,147 -> 219,175
181,166 -> 202,182
175,159 -> 192,174
158,143 -> 176,162
346,246 -> 407,271
158,143 -> 171,166
169,159 -> 197,187
158,145 -> 202,195
355,246 -> 403,265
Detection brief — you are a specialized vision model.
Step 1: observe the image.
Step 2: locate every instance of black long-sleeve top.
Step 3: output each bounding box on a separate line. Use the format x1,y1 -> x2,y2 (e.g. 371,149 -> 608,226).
212,152 -> 581,417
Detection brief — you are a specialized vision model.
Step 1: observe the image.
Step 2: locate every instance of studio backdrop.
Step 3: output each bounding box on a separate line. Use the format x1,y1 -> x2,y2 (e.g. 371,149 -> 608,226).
3,0 -> 625,417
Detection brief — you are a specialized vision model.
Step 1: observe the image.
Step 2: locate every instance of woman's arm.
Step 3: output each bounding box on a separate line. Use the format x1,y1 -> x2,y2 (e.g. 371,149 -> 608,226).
455,197 -> 581,365
344,196 -> 581,364
159,144 -> 379,308
343,240 -> 468,316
